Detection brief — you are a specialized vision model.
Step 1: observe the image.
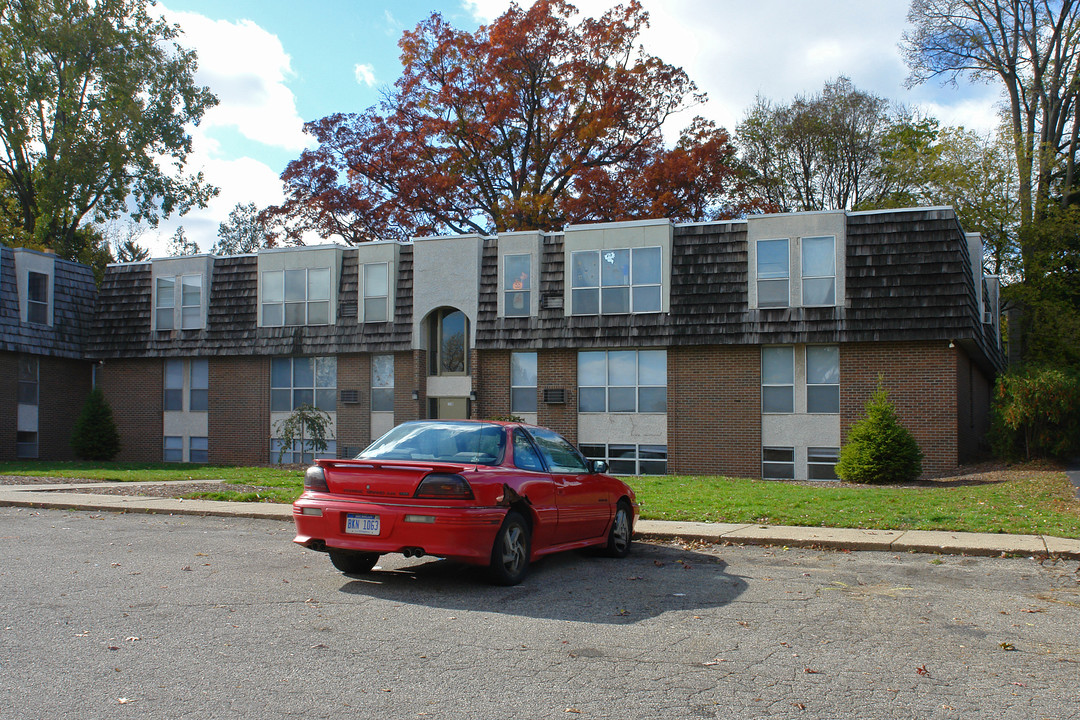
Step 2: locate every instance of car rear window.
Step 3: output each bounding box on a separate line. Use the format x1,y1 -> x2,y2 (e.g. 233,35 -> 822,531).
359,422 -> 506,465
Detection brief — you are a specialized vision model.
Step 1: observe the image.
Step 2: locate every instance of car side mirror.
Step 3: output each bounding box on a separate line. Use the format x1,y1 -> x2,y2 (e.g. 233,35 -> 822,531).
589,459 -> 608,474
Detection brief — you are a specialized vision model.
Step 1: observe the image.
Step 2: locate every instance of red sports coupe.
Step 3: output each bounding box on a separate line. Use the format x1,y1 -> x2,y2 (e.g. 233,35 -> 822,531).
293,420 -> 638,584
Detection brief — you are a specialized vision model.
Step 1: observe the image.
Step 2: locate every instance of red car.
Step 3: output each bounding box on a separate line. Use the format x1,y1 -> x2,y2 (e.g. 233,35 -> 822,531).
293,420 -> 638,585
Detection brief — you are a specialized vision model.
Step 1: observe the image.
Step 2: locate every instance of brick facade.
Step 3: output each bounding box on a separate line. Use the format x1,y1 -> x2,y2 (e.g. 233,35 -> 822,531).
839,341 -> 960,475
98,359 -> 164,462
0,353 -> 16,462
475,350 -> 511,420
209,356 -> 268,465
668,345 -> 761,477
536,348 -> 578,444
38,356 -> 93,460
335,353 -> 370,456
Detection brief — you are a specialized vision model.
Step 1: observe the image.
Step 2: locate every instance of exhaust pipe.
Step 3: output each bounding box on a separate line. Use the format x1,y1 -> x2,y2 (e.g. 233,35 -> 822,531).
401,547 -> 425,558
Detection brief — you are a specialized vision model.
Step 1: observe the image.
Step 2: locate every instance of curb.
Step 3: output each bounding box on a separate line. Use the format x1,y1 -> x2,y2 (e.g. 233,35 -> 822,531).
2,484 -> 1079,560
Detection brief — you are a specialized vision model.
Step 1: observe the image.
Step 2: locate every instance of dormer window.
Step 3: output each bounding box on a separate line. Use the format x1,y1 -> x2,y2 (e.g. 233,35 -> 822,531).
156,274 -> 204,330
262,268 -> 330,326
181,276 -> 202,329
570,246 -> 661,315
27,271 -> 49,324
362,262 -> 389,322
757,239 -> 789,308
802,236 -> 836,306
504,254 -> 531,317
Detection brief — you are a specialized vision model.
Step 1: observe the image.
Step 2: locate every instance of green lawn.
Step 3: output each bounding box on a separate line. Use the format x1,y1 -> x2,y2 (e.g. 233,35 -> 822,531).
2,462 -> 1077,538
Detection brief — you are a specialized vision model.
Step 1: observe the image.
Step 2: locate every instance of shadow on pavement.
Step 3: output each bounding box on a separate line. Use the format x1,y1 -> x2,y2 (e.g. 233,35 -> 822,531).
336,540 -> 747,624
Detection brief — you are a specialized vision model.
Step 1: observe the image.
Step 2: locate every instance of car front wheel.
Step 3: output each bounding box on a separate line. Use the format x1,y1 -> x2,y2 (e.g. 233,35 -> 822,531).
489,511 -> 530,585
605,500 -> 632,558
329,550 -> 379,574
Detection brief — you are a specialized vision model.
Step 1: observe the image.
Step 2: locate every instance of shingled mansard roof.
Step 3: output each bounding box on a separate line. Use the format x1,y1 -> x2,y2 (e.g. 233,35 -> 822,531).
0,246 -> 97,359
85,207 -> 1003,374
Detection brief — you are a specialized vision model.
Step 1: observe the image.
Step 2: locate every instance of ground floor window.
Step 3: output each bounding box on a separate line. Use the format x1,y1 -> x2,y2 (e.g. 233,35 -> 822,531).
762,447 -> 794,479
271,438 -> 337,465
16,431 -> 38,459
807,447 -> 839,480
190,437 -> 209,463
271,356 -> 337,412
164,436 -> 183,462
580,443 -> 667,475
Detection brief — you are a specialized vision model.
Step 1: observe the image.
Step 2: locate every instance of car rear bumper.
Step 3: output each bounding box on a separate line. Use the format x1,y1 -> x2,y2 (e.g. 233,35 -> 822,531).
292,494 -> 507,565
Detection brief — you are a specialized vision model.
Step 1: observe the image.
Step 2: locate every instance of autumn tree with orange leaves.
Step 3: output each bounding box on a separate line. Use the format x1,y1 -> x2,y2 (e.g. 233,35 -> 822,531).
266,0 -> 755,243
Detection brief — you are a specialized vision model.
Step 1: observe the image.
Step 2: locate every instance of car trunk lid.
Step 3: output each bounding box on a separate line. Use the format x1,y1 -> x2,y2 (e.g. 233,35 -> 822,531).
316,459 -> 469,499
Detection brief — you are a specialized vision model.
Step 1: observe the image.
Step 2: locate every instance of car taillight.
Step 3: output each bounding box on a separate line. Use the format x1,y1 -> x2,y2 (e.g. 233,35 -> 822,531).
304,466 -> 329,492
414,473 -> 474,500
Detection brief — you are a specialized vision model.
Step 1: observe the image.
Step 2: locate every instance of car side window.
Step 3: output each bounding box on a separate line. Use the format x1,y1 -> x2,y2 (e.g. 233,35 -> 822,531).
512,430 -> 545,472
527,427 -> 589,474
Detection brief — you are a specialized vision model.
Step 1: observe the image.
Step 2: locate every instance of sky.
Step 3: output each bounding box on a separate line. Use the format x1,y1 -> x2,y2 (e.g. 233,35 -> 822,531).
137,0 -> 1005,257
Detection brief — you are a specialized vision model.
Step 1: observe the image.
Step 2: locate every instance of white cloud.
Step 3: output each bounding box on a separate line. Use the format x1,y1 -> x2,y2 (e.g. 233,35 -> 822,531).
354,63 -> 377,87
159,5 -> 310,152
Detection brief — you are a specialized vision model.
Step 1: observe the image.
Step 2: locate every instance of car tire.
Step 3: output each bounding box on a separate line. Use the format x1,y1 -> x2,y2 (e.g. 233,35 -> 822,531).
329,550 -> 379,575
489,511 -> 530,586
605,500 -> 633,558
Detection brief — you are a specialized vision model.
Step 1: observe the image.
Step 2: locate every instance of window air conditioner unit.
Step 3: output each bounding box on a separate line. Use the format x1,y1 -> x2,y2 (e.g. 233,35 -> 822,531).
340,389 -> 360,404
543,388 -> 566,404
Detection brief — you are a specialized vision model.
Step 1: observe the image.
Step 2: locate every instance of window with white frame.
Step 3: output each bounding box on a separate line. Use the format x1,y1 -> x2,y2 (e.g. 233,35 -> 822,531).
190,437 -> 209,464
164,436 -> 183,463
511,352 -> 537,414
807,447 -> 839,480
757,239 -> 789,308
806,345 -> 839,414
27,271 -> 49,324
802,236 -> 836,306
156,277 -> 175,330
181,275 -> 202,329
581,443 -> 667,475
761,346 -> 794,413
262,268 -> 330,326
571,247 -> 662,315
371,354 -> 394,412
190,359 -> 209,412
164,359 -> 184,411
578,349 -> 666,413
271,357 -> 337,412
504,254 -> 531,317
762,447 -> 794,479
363,262 -> 389,322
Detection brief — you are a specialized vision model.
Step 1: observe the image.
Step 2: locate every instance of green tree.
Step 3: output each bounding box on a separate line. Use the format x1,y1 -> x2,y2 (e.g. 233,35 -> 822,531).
990,367 -> 1080,459
70,385 -> 121,460
0,0 -> 218,259
836,383 -> 924,484
273,403 -> 332,465
166,226 -> 198,256
212,202 -> 268,254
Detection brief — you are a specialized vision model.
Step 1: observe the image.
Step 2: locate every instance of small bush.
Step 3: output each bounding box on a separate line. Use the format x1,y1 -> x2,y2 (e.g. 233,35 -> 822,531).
836,383 -> 923,484
989,367 -> 1080,460
70,386 -> 121,461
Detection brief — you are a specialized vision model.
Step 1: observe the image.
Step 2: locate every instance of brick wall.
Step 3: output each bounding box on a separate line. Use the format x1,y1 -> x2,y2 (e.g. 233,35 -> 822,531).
840,341 -> 959,475
98,358 -> 163,462
537,348 -> 577,443
956,350 -> 994,463
0,352 -> 16,461
335,354 -> 370,455
475,350 -> 511,420
39,356 -> 92,460
397,350 -> 426,423
209,356 -> 268,465
668,345 -> 761,478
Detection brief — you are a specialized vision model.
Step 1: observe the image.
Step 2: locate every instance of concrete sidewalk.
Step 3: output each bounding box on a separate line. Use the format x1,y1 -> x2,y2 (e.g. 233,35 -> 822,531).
2,481 -> 1078,560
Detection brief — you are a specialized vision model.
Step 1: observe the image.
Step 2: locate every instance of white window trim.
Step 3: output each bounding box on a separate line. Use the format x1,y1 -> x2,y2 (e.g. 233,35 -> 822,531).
570,246 -> 663,316
761,346 -> 795,414
801,235 -> 837,308
577,349 -> 667,414
261,267 -> 332,327
510,351 -> 538,414
361,262 -> 390,323
503,254 -> 532,318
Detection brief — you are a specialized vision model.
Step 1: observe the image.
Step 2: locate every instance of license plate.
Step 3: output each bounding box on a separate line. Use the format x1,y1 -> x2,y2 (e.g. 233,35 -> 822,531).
345,513 -> 380,536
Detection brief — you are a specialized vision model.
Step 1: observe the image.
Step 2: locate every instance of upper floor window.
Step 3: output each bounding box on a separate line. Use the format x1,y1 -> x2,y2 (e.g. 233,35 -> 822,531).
262,268 -> 330,326
570,247 -> 661,315
511,352 -> 537,414
757,239 -> 789,308
578,349 -> 666,413
761,346 -> 794,413
428,308 -> 468,376
271,356 -> 337,412
27,272 -> 48,324
806,345 -> 839,413
371,354 -> 394,412
156,275 -> 203,330
504,254 -> 531,317
363,262 -> 389,322
802,236 -> 835,306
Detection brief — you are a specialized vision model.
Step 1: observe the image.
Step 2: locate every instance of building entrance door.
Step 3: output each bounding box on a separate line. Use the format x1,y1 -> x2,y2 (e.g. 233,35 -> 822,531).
435,397 -> 469,419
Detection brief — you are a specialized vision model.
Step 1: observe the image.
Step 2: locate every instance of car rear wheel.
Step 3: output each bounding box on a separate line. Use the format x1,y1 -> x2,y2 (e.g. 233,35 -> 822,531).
489,511 -> 530,586
329,550 -> 379,574
605,500 -> 633,558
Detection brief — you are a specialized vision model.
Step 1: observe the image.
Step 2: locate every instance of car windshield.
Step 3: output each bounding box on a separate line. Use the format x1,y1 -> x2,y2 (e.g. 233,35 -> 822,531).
358,422 -> 506,465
